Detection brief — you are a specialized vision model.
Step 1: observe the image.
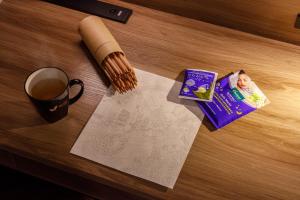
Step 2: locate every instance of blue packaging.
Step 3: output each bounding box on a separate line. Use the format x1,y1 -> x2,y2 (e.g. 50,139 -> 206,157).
198,70 -> 270,129
179,69 -> 218,102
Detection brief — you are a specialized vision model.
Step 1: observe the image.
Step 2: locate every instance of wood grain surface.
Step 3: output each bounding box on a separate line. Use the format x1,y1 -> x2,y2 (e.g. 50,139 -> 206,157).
0,0 -> 300,199
124,0 -> 300,45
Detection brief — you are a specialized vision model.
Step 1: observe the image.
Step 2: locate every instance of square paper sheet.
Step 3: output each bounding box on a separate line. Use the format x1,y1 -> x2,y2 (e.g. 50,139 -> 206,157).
71,69 -> 203,188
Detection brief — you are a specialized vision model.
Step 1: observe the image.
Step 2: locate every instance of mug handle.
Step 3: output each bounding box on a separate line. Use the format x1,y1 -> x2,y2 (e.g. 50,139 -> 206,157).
69,79 -> 84,105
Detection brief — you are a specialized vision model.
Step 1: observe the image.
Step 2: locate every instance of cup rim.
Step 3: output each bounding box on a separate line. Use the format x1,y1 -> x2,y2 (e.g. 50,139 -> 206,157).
24,67 -> 70,101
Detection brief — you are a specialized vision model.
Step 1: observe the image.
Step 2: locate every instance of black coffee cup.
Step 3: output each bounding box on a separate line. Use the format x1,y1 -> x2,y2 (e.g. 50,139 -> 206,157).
24,67 -> 84,122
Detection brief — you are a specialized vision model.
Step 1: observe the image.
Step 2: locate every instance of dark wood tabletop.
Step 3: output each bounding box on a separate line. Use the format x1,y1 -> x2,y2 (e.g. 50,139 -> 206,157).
1,0 -> 300,199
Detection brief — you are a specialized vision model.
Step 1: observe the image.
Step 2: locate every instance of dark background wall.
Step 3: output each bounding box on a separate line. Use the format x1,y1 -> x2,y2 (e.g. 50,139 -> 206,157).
124,0 -> 300,45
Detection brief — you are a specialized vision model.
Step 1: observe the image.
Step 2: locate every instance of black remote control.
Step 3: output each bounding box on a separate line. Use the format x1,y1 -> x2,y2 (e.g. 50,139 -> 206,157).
45,0 -> 132,23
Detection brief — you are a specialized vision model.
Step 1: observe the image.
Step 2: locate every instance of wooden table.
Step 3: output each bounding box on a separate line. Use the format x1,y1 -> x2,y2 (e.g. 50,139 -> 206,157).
1,0 -> 300,199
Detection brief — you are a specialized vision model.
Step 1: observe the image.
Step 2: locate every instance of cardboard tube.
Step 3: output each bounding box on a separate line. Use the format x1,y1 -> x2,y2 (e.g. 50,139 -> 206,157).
79,16 -> 124,64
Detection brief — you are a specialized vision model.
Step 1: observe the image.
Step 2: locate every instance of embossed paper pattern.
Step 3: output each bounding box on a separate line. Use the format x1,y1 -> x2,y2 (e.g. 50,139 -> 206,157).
71,69 -> 203,188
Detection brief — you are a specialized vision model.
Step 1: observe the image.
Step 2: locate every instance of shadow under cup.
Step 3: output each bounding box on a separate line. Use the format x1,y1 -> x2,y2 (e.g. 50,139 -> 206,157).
25,67 -> 84,123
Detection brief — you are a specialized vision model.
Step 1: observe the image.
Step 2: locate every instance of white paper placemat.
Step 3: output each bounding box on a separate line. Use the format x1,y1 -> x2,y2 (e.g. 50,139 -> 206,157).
71,69 -> 203,188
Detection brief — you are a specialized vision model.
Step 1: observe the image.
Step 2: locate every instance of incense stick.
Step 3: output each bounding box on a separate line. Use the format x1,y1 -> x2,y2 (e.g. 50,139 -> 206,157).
102,53 -> 137,93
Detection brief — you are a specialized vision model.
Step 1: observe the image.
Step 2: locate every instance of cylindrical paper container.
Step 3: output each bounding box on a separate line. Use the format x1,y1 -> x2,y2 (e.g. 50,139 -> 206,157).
79,16 -> 124,64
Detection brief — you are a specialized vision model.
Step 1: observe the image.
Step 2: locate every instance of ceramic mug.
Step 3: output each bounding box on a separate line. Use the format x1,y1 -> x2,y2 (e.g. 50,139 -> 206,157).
24,67 -> 84,122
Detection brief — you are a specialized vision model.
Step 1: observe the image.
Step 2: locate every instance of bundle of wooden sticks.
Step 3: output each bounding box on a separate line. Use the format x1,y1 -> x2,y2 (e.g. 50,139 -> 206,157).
79,16 -> 137,93
102,52 -> 137,93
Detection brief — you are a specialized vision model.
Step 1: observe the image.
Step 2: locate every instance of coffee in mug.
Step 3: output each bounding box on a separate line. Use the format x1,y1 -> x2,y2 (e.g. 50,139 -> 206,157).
24,67 -> 84,122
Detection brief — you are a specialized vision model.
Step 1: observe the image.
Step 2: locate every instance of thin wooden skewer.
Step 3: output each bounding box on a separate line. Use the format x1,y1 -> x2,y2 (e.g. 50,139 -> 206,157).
107,57 -> 121,75
101,52 -> 137,93
103,61 -> 116,79
113,53 -> 128,73
119,54 -> 133,70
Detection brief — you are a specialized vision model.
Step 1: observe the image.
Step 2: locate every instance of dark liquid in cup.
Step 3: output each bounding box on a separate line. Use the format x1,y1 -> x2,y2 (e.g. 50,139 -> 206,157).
31,79 -> 66,100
